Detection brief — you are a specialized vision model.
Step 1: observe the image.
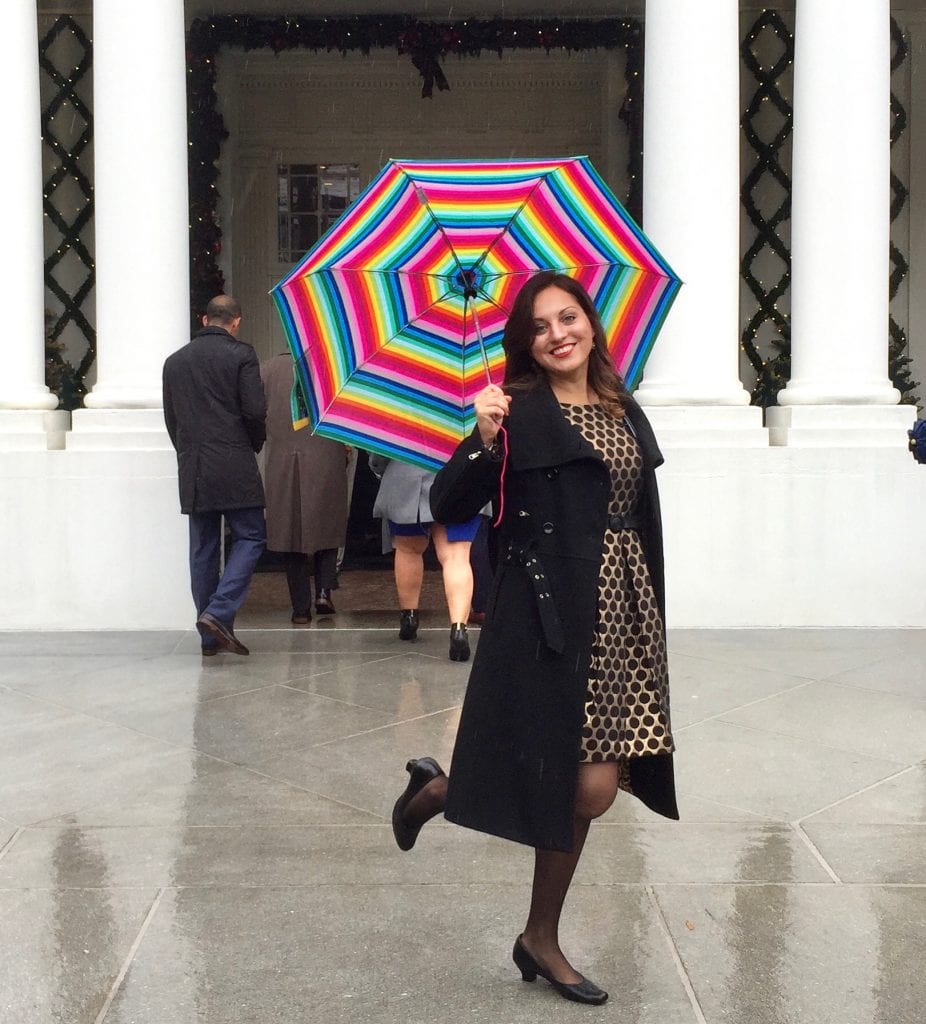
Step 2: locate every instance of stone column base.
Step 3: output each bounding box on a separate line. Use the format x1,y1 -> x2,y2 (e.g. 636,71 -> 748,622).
766,404 -> 917,447
67,408 -> 173,451
639,405 -> 768,447
0,410 -> 70,451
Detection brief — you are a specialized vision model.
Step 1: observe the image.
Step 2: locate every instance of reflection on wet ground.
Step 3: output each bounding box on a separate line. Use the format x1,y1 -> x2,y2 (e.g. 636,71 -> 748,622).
0,623 -> 924,1023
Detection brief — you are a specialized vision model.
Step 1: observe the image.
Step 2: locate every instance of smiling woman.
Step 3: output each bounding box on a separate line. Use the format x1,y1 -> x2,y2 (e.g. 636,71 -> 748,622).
389,270 -> 677,1007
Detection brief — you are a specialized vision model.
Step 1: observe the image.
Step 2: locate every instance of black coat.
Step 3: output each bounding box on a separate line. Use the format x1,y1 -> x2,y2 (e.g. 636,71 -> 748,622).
162,326 -> 267,514
430,380 -> 678,852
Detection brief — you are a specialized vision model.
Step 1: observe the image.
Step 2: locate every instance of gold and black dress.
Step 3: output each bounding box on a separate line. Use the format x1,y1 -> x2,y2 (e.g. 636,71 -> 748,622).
560,404 -> 674,776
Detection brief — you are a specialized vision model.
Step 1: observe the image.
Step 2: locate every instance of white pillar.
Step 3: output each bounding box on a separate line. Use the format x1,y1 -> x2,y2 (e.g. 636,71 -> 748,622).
71,0 -> 189,446
0,0 -> 60,449
907,15 -> 926,405
769,0 -> 913,446
636,0 -> 765,446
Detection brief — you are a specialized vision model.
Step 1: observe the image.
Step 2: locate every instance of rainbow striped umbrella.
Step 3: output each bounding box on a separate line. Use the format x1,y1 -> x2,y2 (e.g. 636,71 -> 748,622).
272,157 -> 681,471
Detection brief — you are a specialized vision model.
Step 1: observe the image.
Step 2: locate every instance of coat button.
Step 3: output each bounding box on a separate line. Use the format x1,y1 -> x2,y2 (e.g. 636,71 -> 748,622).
542,522 -> 554,535
546,468 -> 559,479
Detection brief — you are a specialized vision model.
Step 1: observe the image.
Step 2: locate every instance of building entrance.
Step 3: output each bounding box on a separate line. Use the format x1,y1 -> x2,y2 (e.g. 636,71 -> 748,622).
218,45 -> 631,588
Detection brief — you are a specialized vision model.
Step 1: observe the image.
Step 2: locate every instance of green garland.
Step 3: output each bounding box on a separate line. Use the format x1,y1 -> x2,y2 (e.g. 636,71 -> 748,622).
186,14 -> 644,312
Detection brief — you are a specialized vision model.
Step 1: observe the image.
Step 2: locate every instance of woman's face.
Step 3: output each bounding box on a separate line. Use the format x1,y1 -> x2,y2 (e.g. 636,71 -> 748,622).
529,285 -> 595,380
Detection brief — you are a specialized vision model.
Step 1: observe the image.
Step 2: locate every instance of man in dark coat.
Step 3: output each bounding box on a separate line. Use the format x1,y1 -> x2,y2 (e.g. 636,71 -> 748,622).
163,295 -> 267,656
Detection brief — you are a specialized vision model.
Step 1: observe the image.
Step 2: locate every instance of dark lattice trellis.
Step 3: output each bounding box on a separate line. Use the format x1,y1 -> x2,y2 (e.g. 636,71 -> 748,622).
741,10 -> 917,408
39,15 -> 94,410
889,18 -> 919,405
740,10 -> 794,408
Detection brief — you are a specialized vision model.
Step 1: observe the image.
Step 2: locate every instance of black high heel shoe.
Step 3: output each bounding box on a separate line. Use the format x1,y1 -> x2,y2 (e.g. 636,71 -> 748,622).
391,757 -> 445,851
399,609 -> 419,641
512,936 -> 608,1006
449,623 -> 470,662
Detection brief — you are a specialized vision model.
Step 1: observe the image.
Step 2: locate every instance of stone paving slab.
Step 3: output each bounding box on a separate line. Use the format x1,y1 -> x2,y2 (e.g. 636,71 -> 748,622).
0,691 -> 182,825
93,684 -> 397,766
0,631 -> 185,656
666,628 -> 919,680
31,754 -> 378,830
673,718 -> 905,821
717,679 -> 926,762
800,823 -> 926,884
102,885 -> 698,1024
654,885 -> 926,1024
0,888 -> 159,1024
826,650 -> 926,699
666,653 -> 812,729
281,651 -> 472,715
801,764 -> 926,824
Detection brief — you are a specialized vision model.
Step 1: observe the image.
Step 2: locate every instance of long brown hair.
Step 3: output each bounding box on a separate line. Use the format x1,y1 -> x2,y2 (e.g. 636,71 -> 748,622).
500,271 -> 628,416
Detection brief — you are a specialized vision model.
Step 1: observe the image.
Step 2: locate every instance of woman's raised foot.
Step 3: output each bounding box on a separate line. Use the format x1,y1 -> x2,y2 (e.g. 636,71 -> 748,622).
391,756 -> 446,851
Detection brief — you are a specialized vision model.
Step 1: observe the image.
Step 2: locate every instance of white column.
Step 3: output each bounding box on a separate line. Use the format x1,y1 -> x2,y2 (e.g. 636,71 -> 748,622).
636,0 -> 765,446
768,0 -> 913,446
71,0 -> 189,447
0,0 -> 61,449
907,15 -> 926,404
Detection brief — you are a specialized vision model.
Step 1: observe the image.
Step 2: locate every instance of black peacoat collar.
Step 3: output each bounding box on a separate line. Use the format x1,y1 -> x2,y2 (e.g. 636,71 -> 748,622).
504,377 -> 664,473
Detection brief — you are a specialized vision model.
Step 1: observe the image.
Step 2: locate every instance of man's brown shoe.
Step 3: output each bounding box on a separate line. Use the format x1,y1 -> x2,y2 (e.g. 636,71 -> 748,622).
197,613 -> 250,656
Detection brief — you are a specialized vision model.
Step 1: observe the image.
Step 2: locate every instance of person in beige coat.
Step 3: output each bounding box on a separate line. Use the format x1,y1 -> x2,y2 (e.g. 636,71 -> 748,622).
260,353 -> 351,622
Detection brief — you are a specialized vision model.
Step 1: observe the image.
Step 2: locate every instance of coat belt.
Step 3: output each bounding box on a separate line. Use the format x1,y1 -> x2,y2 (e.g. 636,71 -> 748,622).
607,511 -> 642,531
501,544 -> 565,654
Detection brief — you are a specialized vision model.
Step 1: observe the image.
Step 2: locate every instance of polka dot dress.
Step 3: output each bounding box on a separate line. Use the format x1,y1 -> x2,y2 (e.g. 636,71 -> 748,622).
560,403 -> 674,773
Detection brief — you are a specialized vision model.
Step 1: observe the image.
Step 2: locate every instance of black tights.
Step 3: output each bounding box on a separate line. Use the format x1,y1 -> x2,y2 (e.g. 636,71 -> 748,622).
401,762 -> 619,984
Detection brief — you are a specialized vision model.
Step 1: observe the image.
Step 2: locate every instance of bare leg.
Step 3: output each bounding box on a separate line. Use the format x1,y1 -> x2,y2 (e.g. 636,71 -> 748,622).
431,525 -> 474,623
392,534 -> 428,609
521,762 -> 620,984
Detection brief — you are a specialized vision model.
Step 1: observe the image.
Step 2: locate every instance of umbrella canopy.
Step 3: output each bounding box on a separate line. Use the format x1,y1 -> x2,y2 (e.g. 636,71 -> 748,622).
272,157 -> 681,471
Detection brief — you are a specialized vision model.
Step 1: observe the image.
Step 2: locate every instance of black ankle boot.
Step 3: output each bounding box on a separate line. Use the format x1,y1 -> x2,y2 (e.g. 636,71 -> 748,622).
449,623 -> 470,662
399,609 -> 419,641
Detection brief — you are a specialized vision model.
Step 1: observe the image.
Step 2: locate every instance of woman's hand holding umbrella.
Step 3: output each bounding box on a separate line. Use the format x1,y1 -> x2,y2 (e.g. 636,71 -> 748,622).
474,384 -> 511,447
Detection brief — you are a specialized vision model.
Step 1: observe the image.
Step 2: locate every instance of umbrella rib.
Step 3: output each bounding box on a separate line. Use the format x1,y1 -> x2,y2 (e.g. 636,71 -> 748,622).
410,182 -> 465,276
472,162 -> 566,276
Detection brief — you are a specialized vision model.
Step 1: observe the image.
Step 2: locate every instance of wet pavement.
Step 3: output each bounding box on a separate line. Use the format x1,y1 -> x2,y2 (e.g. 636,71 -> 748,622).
1,612 -> 924,1023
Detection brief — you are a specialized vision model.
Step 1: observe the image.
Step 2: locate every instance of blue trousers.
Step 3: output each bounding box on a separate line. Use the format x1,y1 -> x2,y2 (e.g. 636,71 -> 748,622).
189,507 -> 266,643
